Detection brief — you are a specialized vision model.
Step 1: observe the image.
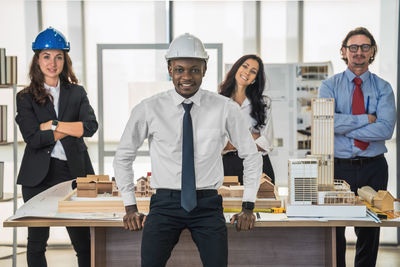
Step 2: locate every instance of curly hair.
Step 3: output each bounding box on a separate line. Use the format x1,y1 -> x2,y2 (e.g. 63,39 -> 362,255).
19,50 -> 78,105
219,54 -> 267,129
341,27 -> 377,64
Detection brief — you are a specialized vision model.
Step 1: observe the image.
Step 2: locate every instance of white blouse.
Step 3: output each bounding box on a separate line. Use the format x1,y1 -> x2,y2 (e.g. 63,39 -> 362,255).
45,81 -> 67,161
230,96 -> 274,155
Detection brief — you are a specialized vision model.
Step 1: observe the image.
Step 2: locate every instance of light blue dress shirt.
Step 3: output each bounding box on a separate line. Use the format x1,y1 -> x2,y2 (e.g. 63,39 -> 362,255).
318,68 -> 396,159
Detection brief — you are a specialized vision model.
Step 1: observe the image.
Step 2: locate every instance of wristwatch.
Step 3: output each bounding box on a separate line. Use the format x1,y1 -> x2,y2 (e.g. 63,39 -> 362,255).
242,201 -> 255,211
51,120 -> 59,131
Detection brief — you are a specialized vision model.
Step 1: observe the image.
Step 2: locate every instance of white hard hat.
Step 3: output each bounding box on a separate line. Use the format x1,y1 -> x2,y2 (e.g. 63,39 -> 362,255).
165,33 -> 209,62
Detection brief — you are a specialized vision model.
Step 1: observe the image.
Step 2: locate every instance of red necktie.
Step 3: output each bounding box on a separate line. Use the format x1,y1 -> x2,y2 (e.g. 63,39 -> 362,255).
352,77 -> 369,150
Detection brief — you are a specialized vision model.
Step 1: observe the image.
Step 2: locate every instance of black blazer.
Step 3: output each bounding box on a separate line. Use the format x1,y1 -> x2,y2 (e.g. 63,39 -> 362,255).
16,83 -> 98,187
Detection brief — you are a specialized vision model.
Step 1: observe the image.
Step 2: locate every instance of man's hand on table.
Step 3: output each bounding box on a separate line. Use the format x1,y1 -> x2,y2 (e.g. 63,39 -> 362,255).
123,205 -> 146,231
230,208 -> 256,231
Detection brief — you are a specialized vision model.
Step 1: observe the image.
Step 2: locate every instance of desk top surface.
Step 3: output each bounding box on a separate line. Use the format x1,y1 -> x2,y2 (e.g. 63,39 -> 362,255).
4,217 -> 400,228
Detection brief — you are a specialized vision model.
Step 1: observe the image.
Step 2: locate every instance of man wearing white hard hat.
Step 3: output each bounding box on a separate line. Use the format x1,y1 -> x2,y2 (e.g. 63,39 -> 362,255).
113,33 -> 262,266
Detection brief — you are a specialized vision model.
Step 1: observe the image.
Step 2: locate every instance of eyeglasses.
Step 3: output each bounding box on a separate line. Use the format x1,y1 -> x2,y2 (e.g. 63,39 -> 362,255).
344,44 -> 372,53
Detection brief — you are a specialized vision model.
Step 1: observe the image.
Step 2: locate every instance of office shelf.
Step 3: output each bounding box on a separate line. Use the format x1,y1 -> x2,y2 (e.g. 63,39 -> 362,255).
0,83 -> 18,267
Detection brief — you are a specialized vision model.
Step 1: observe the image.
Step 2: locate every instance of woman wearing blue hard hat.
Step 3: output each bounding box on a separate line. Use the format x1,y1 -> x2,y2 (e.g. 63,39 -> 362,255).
15,27 -> 97,267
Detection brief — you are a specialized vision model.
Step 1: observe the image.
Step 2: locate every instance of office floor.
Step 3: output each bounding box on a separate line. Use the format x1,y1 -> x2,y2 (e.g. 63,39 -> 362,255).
0,245 -> 399,267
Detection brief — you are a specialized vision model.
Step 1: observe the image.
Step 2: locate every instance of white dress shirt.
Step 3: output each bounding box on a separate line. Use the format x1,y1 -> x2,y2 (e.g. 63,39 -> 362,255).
44,81 -> 67,161
239,96 -> 274,154
113,88 -> 262,206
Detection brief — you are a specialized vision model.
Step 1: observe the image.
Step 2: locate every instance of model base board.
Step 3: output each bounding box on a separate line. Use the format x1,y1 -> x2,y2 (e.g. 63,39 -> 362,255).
58,189 -> 281,213
286,204 -> 366,218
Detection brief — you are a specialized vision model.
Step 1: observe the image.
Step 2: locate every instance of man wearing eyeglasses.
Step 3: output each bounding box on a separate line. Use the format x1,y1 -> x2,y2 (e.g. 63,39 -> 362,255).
319,27 -> 396,267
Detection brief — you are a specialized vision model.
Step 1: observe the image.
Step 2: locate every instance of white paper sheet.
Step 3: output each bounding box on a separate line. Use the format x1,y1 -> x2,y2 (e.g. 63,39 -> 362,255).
6,181 -> 124,221
7,180 -> 74,220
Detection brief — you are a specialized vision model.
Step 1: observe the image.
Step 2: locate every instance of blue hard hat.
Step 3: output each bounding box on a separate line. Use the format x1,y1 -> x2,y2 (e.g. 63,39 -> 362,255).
32,27 -> 70,52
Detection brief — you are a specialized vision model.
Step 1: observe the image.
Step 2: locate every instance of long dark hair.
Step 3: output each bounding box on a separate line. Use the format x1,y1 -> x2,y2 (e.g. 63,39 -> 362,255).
219,54 -> 266,129
19,50 -> 78,105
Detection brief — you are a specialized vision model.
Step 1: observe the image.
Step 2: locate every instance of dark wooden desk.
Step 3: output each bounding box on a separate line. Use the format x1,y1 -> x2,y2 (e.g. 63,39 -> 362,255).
4,218 -> 400,267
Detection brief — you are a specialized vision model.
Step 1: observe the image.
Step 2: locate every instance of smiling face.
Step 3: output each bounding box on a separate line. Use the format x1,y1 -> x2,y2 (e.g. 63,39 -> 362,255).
168,58 -> 207,98
38,49 -> 64,86
341,34 -> 374,75
234,58 -> 259,87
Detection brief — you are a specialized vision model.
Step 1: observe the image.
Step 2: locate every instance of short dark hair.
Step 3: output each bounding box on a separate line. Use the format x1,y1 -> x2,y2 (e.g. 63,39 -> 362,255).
341,27 -> 377,64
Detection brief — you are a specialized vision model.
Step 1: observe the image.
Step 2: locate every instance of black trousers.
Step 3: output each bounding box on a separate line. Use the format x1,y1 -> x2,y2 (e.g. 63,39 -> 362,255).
141,189 -> 227,267
223,152 -> 275,184
22,158 -> 91,267
334,155 -> 388,267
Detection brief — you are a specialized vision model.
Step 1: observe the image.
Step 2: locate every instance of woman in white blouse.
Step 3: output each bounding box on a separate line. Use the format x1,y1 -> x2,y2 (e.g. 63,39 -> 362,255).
219,54 -> 275,184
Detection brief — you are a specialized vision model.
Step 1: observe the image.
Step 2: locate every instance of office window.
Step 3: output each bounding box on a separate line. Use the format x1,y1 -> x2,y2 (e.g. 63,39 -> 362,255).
173,1 -> 243,68
260,1 -> 288,63
84,1 -> 158,141
303,0 -> 381,74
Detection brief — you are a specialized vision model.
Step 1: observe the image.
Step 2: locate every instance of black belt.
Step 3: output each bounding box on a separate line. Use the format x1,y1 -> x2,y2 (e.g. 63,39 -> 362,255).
334,154 -> 384,166
224,151 -> 239,157
50,157 -> 67,162
156,189 -> 217,198
224,151 -> 268,158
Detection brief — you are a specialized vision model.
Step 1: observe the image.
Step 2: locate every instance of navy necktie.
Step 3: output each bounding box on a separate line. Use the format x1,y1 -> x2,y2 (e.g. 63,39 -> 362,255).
181,103 -> 197,212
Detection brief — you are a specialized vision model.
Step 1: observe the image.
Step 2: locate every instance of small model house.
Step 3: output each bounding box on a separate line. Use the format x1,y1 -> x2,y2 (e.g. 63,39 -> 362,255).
374,191 -> 395,212
230,186 -> 244,197
135,177 -> 149,197
76,175 -> 113,198
134,174 -> 155,197
86,175 -> 112,193
257,176 -> 277,199
217,174 -> 278,199
358,186 -> 395,212
77,180 -> 97,198
222,176 -> 240,187
217,186 -> 231,198
112,177 -> 120,196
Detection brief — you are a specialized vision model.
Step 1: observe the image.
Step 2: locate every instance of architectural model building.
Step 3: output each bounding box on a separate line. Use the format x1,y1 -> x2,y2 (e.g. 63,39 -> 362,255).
222,176 -> 240,186
288,159 -> 318,205
310,98 -> 334,188
60,173 -> 281,214
373,191 -> 395,212
76,175 -> 114,197
77,181 -> 97,197
218,174 -> 278,199
134,173 -> 155,198
217,186 -> 231,198
111,177 -> 120,197
287,98 -> 365,217
317,180 -> 355,205
257,176 -> 277,198
358,186 -> 395,212
229,186 -> 245,197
